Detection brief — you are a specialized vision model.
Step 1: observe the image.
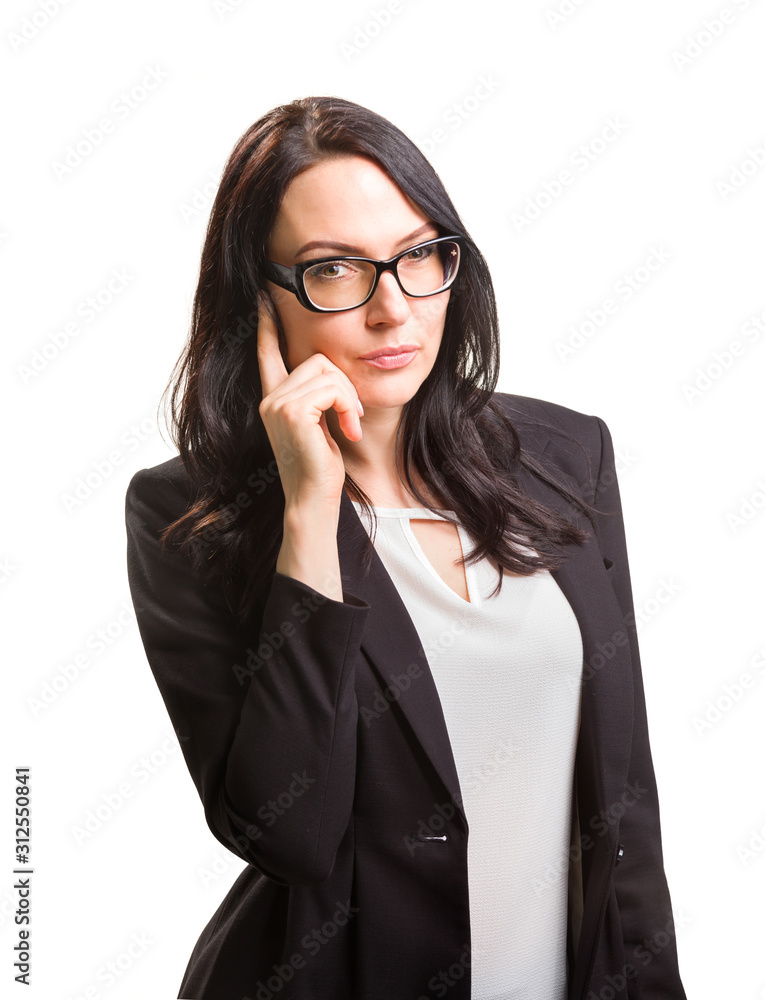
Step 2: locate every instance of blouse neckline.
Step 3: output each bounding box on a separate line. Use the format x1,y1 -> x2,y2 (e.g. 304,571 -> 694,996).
349,500 -> 455,519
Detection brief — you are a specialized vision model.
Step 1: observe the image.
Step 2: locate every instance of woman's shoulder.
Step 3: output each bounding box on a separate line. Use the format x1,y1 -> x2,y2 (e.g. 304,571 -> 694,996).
490,390 -> 608,493
125,454 -> 196,528
491,391 -> 604,450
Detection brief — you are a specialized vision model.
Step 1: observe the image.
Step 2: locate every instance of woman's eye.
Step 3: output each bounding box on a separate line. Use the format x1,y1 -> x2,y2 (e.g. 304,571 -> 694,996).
405,245 -> 435,262
307,261 -> 353,280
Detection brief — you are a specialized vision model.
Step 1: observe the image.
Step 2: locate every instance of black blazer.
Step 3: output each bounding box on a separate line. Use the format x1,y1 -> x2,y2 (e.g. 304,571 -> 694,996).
124,392 -> 687,1000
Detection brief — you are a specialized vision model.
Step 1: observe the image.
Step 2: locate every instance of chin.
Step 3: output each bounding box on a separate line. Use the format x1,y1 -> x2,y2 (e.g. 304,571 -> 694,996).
358,374 -> 427,409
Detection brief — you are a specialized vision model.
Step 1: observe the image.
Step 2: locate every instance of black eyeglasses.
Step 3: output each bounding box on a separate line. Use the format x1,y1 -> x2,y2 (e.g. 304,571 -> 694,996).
263,235 -> 463,313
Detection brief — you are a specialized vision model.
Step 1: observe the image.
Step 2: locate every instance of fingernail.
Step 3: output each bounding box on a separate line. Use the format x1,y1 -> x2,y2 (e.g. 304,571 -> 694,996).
356,398 -> 364,416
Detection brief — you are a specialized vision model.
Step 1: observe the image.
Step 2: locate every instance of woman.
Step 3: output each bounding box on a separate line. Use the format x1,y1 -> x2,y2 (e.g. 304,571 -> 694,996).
125,96 -> 687,1000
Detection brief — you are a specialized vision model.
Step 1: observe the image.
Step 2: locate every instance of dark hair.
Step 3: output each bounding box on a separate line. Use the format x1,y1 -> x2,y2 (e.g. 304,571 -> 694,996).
158,95 -> 595,623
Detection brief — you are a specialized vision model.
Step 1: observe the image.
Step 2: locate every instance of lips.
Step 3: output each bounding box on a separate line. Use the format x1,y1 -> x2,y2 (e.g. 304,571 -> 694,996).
360,344 -> 419,360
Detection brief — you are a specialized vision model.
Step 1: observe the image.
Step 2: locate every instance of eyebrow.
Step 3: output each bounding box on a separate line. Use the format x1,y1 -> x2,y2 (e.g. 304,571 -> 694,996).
293,222 -> 438,260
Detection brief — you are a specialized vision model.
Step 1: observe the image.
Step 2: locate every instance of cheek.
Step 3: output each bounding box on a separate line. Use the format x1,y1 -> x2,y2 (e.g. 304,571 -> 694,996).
281,308 -> 355,372
415,295 -> 450,343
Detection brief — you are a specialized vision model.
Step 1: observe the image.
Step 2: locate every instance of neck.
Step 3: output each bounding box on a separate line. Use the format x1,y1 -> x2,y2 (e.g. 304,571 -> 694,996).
325,403 -> 433,506
326,401 -> 402,477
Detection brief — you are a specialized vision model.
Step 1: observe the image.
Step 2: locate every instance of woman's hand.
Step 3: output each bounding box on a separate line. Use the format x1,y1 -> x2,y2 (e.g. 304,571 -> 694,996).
256,291 -> 364,513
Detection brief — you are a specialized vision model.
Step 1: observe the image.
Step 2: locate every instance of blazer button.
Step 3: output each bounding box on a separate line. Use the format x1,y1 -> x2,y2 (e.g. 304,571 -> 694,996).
615,843 -> 624,868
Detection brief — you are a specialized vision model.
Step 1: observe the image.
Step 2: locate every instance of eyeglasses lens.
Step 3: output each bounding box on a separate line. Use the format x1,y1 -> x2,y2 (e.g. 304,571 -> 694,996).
303,240 -> 460,310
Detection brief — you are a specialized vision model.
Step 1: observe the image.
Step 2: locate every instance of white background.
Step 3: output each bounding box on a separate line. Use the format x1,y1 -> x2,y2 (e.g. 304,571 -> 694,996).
4,0 -> 764,997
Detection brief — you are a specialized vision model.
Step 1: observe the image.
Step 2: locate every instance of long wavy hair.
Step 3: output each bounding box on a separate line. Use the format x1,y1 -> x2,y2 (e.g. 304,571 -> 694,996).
158,95 -> 597,623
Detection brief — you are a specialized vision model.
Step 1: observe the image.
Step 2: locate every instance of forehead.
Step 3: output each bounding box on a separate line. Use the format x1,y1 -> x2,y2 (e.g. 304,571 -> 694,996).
269,155 -> 433,259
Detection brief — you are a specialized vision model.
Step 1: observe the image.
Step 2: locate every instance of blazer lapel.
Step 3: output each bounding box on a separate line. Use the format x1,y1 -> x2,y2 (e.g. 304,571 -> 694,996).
336,489 -> 467,824
513,449 -> 635,836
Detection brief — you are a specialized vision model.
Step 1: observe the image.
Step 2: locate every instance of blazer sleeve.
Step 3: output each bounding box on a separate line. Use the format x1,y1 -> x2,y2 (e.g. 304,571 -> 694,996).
125,466 -> 371,886
590,417 -> 687,998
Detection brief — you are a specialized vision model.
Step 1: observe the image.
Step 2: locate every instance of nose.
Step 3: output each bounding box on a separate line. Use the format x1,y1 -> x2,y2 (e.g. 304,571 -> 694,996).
365,269 -> 411,326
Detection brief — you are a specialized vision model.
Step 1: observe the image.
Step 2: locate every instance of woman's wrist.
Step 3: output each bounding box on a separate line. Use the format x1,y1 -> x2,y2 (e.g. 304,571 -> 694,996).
277,501 -> 343,601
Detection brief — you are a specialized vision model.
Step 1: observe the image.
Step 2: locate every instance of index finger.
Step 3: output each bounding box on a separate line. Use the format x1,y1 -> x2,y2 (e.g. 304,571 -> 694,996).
256,291 -> 289,398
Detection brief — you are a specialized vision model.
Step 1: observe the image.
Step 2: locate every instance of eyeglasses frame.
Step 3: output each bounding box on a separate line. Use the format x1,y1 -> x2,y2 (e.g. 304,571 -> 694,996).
263,234 -> 464,314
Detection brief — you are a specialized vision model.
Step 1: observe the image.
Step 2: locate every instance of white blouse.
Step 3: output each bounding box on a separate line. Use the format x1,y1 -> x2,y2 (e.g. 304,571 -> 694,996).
351,501 -> 584,1000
